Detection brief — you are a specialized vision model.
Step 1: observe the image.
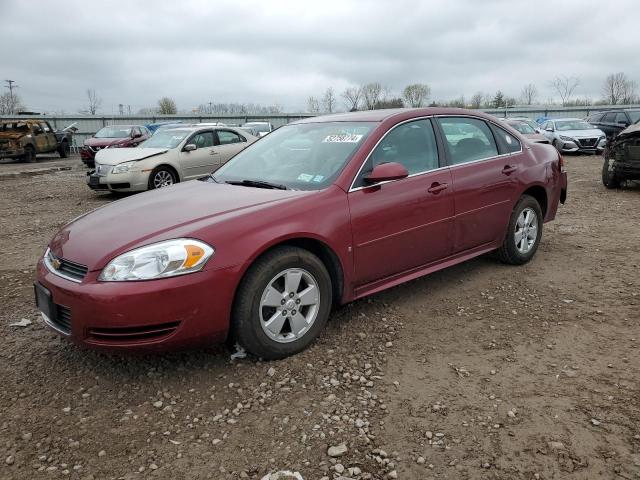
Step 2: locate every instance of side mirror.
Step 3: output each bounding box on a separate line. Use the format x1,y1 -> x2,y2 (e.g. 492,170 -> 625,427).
132,132 -> 142,138
364,162 -> 409,184
546,127 -> 554,132
184,143 -> 197,152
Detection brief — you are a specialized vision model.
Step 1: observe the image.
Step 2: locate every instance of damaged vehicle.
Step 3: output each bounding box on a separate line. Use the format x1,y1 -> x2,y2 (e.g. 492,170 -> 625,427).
0,119 -> 73,162
80,125 -> 151,168
602,121 -> 640,188
87,125 -> 257,192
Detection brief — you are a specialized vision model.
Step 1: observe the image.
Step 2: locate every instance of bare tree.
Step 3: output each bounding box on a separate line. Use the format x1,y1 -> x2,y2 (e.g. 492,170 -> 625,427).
549,75 -> 580,106
602,72 -> 637,104
307,96 -> 320,113
520,83 -> 538,105
620,79 -> 638,104
341,87 -> 361,111
402,83 -> 431,107
361,82 -> 383,110
86,88 -> 102,115
157,97 -> 177,114
0,92 -> 25,114
322,87 -> 337,113
470,92 -> 484,109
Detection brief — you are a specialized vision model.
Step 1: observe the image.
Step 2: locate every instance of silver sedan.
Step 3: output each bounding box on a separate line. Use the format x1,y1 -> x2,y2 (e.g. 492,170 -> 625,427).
540,118 -> 606,154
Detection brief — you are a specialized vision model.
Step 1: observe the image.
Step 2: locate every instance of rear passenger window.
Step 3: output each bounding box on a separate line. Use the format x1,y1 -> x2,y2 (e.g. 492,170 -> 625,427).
437,117 -> 499,164
217,130 -> 244,145
490,124 -> 521,154
602,113 -> 616,123
614,112 -> 628,124
353,119 -> 439,187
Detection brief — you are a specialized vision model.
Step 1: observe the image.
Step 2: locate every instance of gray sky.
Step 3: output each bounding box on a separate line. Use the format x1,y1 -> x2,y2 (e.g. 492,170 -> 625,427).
1,0 -> 638,114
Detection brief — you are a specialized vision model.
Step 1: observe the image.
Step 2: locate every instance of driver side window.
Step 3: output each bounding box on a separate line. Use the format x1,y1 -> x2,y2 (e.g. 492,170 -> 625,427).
353,119 -> 439,187
190,131 -> 214,148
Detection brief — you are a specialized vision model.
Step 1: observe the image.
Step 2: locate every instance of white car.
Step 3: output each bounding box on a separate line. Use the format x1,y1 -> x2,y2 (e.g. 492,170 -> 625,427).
87,126 -> 257,193
540,118 -> 606,154
241,122 -> 274,137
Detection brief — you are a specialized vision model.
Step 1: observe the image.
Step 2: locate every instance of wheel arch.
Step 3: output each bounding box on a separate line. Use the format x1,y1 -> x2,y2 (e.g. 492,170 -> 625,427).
520,184 -> 548,218
153,163 -> 180,183
234,235 -> 346,308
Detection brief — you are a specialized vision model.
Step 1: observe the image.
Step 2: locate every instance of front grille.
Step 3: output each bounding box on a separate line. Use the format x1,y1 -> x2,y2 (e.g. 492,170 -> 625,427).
53,305 -> 72,334
578,138 -> 597,147
46,250 -> 88,282
88,321 -> 181,343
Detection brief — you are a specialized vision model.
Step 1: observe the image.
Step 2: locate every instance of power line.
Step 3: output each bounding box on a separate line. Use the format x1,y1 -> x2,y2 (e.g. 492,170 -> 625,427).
4,79 -> 18,101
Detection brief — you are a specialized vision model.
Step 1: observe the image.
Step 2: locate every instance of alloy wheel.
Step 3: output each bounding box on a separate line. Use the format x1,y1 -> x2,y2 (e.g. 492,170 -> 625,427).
259,268 -> 320,343
514,207 -> 538,254
153,170 -> 174,188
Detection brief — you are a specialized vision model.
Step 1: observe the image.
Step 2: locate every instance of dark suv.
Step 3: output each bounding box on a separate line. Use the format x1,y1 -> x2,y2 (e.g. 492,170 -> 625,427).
587,109 -> 640,139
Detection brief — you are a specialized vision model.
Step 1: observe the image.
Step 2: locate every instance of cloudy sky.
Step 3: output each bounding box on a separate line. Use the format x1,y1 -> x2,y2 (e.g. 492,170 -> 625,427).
1,0 -> 638,114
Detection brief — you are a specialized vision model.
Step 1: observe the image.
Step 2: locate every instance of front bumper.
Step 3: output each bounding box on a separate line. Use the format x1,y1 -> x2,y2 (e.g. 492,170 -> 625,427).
0,148 -> 26,158
35,257 -> 241,352
556,137 -> 606,154
86,169 -> 149,192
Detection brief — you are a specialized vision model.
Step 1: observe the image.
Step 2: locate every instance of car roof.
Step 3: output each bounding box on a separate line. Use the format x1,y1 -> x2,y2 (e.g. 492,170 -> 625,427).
292,107 -> 501,124
548,118 -> 584,122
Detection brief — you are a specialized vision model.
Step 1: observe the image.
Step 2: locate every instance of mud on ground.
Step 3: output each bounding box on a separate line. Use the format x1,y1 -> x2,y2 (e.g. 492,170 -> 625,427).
0,155 -> 638,479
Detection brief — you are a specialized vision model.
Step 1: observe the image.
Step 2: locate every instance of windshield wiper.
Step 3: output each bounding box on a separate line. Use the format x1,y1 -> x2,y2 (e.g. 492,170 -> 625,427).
225,179 -> 288,190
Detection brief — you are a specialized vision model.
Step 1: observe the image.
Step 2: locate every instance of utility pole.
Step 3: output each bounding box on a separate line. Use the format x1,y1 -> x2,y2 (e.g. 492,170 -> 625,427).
4,80 -> 18,114
208,101 -> 213,114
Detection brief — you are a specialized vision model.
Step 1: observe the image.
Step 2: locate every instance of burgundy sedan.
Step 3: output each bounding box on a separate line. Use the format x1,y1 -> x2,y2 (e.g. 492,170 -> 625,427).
35,108 -> 567,359
81,125 -> 150,167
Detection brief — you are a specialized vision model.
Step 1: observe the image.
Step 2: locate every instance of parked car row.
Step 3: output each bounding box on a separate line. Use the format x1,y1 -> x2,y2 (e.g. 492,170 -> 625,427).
36,107 -> 567,359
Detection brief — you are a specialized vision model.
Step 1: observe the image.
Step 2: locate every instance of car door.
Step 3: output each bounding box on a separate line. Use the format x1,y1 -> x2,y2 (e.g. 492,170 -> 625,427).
435,116 -> 520,253
179,130 -> 217,179
613,112 -> 630,136
600,112 -> 617,138
213,129 -> 248,169
348,118 -> 455,286
31,123 -> 50,153
42,122 -> 58,151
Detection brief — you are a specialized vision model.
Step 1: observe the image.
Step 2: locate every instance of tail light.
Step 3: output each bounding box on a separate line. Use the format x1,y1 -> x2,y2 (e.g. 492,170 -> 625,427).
558,153 -> 565,173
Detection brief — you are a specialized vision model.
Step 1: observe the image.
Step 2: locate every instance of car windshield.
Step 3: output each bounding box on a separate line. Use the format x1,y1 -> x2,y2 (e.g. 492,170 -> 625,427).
244,123 -> 271,133
628,111 -> 640,124
95,126 -> 132,138
139,129 -> 190,148
213,122 -> 375,190
509,122 -> 535,134
555,120 -> 592,131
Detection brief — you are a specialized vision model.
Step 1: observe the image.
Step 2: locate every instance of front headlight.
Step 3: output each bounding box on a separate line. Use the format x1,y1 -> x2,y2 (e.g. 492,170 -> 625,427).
111,161 -> 137,174
99,239 -> 214,281
559,135 -> 574,142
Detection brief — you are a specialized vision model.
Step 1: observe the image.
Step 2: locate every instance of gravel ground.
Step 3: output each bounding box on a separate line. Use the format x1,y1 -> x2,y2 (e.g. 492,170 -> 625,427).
0,155 -> 638,480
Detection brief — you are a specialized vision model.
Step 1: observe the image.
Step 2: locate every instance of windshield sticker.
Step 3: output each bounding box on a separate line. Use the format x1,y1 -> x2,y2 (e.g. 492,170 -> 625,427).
505,135 -> 513,144
323,134 -> 363,143
313,175 -> 324,182
297,173 -> 314,182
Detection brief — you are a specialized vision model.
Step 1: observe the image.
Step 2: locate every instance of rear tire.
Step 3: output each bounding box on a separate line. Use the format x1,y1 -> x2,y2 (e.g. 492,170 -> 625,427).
231,246 -> 332,360
496,195 -> 543,265
602,156 -> 620,189
23,145 -> 36,163
147,166 -> 177,190
58,141 -> 70,158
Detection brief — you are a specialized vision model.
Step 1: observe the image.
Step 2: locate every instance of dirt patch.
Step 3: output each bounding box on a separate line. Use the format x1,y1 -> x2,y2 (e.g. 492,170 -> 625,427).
0,155 -> 638,479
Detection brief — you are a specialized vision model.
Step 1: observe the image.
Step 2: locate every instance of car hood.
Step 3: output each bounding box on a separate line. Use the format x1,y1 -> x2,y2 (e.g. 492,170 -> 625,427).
84,137 -> 130,147
523,133 -> 549,143
95,147 -> 168,166
49,181 -> 309,271
556,128 -> 604,138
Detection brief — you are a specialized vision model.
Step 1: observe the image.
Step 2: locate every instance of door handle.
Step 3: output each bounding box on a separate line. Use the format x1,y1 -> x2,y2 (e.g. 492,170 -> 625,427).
427,182 -> 448,194
502,165 -> 518,175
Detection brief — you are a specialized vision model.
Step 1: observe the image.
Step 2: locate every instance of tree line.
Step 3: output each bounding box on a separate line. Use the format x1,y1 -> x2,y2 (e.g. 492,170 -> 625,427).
0,72 -> 637,116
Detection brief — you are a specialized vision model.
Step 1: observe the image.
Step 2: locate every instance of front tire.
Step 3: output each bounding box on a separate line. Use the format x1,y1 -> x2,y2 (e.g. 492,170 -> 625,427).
148,166 -> 176,190
496,195 -> 543,265
231,246 -> 332,360
58,141 -> 70,158
602,156 -> 620,189
23,145 -> 36,163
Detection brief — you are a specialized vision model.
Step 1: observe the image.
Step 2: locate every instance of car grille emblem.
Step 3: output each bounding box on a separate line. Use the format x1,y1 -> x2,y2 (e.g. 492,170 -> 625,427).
52,258 -> 62,270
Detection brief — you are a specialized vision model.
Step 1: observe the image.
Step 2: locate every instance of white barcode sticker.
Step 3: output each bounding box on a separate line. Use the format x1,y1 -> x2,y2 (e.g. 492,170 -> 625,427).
323,134 -> 363,143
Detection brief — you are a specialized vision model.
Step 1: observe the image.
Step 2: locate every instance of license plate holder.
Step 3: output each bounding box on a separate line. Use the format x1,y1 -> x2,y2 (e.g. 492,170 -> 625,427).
34,282 -> 56,322
88,175 -> 101,186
